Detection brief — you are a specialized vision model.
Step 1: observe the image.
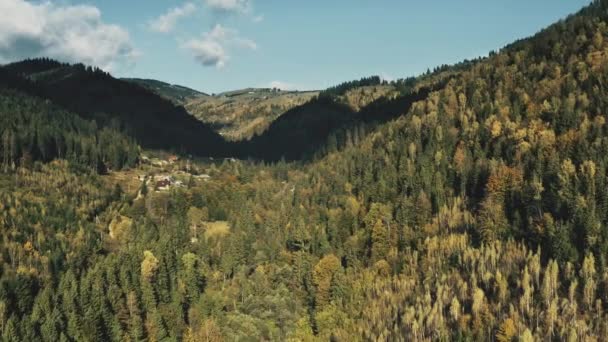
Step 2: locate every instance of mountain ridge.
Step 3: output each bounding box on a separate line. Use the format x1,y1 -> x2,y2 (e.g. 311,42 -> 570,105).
0,59 -> 231,158
122,77 -> 209,104
2,1 -> 608,341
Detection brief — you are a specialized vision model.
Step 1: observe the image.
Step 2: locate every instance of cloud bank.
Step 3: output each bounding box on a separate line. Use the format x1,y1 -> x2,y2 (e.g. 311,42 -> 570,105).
149,3 -> 197,33
0,0 -> 137,71
204,0 -> 251,14
147,0 -> 261,68
183,24 -> 256,68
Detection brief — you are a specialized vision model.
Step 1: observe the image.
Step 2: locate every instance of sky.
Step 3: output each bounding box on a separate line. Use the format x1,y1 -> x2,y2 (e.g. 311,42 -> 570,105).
0,0 -> 594,93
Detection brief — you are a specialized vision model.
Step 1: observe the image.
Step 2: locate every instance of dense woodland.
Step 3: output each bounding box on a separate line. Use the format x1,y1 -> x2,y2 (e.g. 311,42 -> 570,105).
0,60 -> 229,158
0,87 -> 138,172
318,76 -> 384,98
185,89 -> 319,141
2,1 -> 608,341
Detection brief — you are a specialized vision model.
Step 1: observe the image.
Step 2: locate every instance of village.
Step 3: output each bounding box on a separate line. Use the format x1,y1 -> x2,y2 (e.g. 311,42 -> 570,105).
136,154 -> 216,192
106,152 -> 234,247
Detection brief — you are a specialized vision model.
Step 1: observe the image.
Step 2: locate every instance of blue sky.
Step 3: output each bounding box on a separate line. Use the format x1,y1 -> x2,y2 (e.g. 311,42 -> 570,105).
0,0 -> 593,93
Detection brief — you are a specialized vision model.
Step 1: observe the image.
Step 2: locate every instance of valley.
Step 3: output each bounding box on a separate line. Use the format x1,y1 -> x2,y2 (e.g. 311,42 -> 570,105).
185,88 -> 319,140
1,1 -> 608,341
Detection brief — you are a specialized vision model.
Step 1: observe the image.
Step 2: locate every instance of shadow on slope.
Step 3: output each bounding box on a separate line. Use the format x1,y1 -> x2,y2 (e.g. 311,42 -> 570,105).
0,59 -> 231,158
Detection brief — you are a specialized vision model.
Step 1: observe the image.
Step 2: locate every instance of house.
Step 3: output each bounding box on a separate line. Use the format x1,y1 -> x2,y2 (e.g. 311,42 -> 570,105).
194,174 -> 211,181
156,179 -> 171,191
151,158 -> 168,167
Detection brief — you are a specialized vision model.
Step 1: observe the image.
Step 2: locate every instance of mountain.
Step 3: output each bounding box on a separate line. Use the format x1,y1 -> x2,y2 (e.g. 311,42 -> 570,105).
235,75 -> 451,161
0,86 -> 138,172
295,2 -> 608,338
122,78 -> 208,104
0,60 -> 440,163
184,77 -> 409,145
3,2 -> 608,341
0,59 -> 230,157
185,87 -> 319,140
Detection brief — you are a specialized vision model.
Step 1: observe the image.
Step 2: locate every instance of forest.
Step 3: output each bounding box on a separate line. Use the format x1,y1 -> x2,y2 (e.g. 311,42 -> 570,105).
1,1 -> 608,341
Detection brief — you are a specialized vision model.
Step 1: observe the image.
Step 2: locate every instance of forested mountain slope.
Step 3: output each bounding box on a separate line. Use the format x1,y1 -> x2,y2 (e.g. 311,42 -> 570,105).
0,60 -> 230,157
0,86 -> 138,172
293,1 -> 608,338
185,88 -> 319,141
2,1 -> 608,342
237,77 -> 441,161
122,78 -> 208,105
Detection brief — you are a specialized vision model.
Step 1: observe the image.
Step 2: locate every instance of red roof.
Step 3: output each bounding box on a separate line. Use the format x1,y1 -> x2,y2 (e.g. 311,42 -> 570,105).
156,179 -> 171,188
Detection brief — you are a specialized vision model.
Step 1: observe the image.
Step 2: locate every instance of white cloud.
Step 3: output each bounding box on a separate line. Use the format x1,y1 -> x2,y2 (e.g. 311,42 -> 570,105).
253,15 -> 264,23
183,36 -> 227,68
269,81 -> 298,91
205,0 -> 251,14
0,0 -> 137,71
235,37 -> 257,50
183,24 -> 255,68
149,3 -> 196,33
